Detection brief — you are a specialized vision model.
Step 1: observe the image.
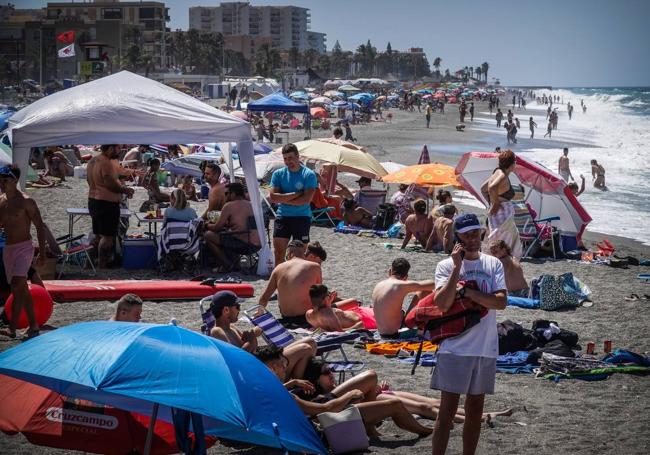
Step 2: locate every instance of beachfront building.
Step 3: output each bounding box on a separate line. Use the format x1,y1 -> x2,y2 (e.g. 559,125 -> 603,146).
1,1 -> 169,84
189,2 -> 327,53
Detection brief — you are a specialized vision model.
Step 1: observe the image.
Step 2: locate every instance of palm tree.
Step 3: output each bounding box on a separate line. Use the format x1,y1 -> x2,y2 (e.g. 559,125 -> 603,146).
481,61 -> 489,82
303,48 -> 319,69
475,66 -> 482,82
288,46 -> 300,69
255,43 -> 280,77
125,44 -> 140,72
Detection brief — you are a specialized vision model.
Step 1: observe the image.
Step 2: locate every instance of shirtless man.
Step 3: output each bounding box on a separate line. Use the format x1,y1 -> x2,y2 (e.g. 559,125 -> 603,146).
202,162 -> 227,218
258,240 -> 322,327
306,284 -> 363,332
529,117 -> 537,139
488,240 -> 529,297
210,290 -> 316,380
204,182 -> 261,272
427,204 -> 457,253
558,148 -> 573,182
401,199 -> 432,250
371,258 -> 436,337
342,198 -> 373,228
43,146 -> 73,181
591,159 -> 606,189
0,165 -> 47,339
86,144 -> 134,268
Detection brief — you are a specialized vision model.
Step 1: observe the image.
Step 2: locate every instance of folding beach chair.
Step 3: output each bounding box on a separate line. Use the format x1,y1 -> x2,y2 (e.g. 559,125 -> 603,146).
312,206 -> 338,227
55,234 -> 96,278
355,189 -> 387,216
512,199 -> 559,259
244,305 -> 364,381
199,297 -> 216,335
157,218 -> 202,274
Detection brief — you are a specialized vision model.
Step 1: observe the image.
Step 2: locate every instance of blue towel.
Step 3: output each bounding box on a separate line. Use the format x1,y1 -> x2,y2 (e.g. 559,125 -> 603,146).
507,296 -> 541,309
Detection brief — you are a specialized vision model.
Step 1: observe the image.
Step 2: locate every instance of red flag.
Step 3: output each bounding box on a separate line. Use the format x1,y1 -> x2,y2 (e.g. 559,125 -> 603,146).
56,30 -> 75,44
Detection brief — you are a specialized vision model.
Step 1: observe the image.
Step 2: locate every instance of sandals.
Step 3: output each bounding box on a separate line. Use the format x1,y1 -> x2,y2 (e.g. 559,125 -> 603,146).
625,294 -> 650,301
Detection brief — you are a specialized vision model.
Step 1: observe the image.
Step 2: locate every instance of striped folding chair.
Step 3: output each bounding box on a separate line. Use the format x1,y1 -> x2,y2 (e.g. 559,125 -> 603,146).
55,234 -> 96,278
244,305 -> 364,381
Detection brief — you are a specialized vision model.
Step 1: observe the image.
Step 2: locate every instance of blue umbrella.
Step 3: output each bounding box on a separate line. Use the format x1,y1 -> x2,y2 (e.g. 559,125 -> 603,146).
332,100 -> 349,108
0,322 -> 326,454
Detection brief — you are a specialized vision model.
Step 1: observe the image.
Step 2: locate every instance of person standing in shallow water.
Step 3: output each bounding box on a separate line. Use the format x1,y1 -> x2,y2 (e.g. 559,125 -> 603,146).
529,117 -> 538,138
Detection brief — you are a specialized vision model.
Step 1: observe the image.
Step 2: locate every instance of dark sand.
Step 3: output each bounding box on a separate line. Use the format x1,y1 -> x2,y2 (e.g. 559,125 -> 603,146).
2,101 -> 650,454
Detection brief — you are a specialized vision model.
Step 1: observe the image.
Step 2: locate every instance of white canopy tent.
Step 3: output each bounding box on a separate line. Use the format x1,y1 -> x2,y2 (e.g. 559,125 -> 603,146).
7,71 -> 271,275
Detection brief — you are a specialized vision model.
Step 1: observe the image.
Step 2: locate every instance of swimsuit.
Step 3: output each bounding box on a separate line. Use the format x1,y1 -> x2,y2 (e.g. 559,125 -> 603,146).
2,240 -> 34,282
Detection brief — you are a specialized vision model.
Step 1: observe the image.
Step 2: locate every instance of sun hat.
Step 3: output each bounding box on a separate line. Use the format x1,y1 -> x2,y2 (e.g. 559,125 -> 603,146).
453,213 -> 483,234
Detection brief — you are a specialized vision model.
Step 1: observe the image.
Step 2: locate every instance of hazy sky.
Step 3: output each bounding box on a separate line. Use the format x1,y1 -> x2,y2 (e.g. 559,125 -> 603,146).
14,0 -> 650,87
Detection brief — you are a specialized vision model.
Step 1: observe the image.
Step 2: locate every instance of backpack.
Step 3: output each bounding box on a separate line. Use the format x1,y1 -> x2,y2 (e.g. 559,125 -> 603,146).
497,320 -> 537,355
405,280 -> 488,374
373,203 -> 397,230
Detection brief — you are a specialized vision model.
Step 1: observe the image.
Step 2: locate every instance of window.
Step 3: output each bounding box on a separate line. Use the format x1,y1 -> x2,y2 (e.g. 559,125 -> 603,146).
139,8 -> 154,19
88,47 -> 100,60
102,8 -> 122,20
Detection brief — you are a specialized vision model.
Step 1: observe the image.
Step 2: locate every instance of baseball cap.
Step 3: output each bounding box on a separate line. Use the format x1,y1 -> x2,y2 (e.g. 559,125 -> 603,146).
454,213 -> 482,234
0,166 -> 17,180
210,291 -> 239,312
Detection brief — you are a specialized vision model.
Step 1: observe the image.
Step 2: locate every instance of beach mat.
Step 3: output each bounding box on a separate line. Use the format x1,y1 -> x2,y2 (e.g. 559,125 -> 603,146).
43,279 -> 254,302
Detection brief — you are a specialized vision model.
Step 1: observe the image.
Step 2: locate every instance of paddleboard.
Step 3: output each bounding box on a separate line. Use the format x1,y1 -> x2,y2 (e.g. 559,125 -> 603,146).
43,279 -> 254,302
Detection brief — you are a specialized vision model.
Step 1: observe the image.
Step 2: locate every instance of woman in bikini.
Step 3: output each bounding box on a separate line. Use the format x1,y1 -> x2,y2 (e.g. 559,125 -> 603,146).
481,150 -> 522,258
591,159 -> 606,190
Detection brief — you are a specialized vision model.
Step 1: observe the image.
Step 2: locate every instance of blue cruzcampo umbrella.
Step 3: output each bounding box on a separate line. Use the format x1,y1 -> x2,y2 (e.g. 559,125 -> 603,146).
0,321 -> 326,454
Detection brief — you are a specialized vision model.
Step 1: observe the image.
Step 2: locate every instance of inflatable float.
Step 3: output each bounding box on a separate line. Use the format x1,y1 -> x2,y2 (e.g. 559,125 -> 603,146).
43,279 -> 254,302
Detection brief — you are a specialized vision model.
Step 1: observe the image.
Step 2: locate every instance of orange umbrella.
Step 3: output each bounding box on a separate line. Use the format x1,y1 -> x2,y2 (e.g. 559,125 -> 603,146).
381,163 -> 460,187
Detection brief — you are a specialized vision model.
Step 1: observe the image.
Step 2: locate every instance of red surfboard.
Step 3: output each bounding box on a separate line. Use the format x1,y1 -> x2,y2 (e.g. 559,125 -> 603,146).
43,280 -> 254,302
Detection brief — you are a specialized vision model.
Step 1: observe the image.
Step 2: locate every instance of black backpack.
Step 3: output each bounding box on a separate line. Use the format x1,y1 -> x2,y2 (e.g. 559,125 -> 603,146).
373,203 -> 397,230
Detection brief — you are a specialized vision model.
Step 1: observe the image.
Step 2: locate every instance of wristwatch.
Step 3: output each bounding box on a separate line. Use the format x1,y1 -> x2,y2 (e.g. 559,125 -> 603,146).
458,286 -> 466,299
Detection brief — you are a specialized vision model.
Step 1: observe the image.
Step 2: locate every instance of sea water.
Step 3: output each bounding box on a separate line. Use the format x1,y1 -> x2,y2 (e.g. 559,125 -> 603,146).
431,87 -> 650,246
519,87 -> 650,245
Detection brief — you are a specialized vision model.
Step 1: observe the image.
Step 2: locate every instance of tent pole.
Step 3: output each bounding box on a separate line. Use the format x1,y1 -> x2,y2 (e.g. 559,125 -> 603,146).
143,403 -> 159,455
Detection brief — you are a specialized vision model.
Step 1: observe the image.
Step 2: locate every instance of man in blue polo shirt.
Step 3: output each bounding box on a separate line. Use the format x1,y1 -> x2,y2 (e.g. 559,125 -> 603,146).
269,143 -> 317,266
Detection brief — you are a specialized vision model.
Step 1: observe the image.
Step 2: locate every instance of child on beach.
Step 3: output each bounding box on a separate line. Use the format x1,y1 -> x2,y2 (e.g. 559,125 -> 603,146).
179,175 -> 198,201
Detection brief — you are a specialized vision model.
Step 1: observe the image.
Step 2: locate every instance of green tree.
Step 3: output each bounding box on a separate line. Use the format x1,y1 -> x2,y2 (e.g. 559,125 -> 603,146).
303,48 -> 319,69
330,40 -> 349,77
125,44 -> 141,72
288,46 -> 301,69
255,43 -> 280,77
316,53 -> 330,75
475,66 -> 482,81
481,61 -> 489,82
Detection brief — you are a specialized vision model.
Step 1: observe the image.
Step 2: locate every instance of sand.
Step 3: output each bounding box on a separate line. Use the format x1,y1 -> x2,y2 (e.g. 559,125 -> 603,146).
2,101 -> 650,454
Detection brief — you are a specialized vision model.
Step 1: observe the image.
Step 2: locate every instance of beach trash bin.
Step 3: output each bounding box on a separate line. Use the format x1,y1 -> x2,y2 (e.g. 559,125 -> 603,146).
122,238 -> 158,269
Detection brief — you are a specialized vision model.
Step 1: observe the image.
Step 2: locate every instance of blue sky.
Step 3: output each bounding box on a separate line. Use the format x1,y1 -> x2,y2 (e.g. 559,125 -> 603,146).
13,0 -> 650,87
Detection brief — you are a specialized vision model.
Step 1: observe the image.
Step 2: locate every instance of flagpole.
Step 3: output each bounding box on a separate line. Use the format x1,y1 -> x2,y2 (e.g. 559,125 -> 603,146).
39,28 -> 42,87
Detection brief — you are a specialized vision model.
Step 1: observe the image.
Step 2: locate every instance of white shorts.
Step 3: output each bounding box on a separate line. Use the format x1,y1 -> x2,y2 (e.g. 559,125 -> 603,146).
430,353 -> 496,395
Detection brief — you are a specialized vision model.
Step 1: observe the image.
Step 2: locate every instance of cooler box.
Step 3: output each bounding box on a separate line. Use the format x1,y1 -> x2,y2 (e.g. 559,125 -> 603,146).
122,238 -> 158,269
74,165 -> 86,179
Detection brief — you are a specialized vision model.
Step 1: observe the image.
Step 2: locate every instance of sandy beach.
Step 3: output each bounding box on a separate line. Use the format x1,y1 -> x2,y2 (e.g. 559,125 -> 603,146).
2,101 -> 650,454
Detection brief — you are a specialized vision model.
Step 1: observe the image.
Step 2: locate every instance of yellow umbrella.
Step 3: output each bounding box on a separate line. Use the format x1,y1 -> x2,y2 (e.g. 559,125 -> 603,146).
381,163 -> 460,187
278,139 -> 387,178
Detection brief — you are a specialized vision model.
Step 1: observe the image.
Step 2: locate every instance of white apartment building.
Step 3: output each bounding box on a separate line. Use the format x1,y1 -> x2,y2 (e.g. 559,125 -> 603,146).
189,2 -> 326,53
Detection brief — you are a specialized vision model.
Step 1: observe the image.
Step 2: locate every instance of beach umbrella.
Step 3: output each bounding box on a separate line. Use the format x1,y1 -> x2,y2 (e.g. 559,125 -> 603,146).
289,91 -> 309,100
323,90 -> 344,98
418,144 -> 431,164
309,107 -> 329,119
234,152 -> 285,181
380,161 -> 407,174
348,93 -> 374,101
455,151 -> 592,235
0,375 -> 216,454
310,96 -> 333,105
382,163 -> 460,187
0,321 -> 327,454
338,84 -> 361,92
287,139 -> 387,178
248,90 -> 265,100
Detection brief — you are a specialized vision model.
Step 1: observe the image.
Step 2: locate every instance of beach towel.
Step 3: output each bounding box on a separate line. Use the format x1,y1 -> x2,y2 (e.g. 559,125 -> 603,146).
487,202 -> 523,259
333,221 -> 388,237
404,280 -> 487,343
507,296 -> 541,309
346,305 -> 377,330
397,350 -> 536,373
365,341 -> 438,356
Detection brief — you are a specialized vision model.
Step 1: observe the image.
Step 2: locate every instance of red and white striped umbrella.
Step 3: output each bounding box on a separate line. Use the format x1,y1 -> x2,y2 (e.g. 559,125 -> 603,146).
455,152 -> 592,236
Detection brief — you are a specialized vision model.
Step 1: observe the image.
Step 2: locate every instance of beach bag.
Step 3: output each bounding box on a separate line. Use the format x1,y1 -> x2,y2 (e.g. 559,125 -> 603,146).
497,320 -> 537,355
538,274 -> 580,311
405,281 -> 488,374
527,339 -> 575,364
317,406 -> 368,454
